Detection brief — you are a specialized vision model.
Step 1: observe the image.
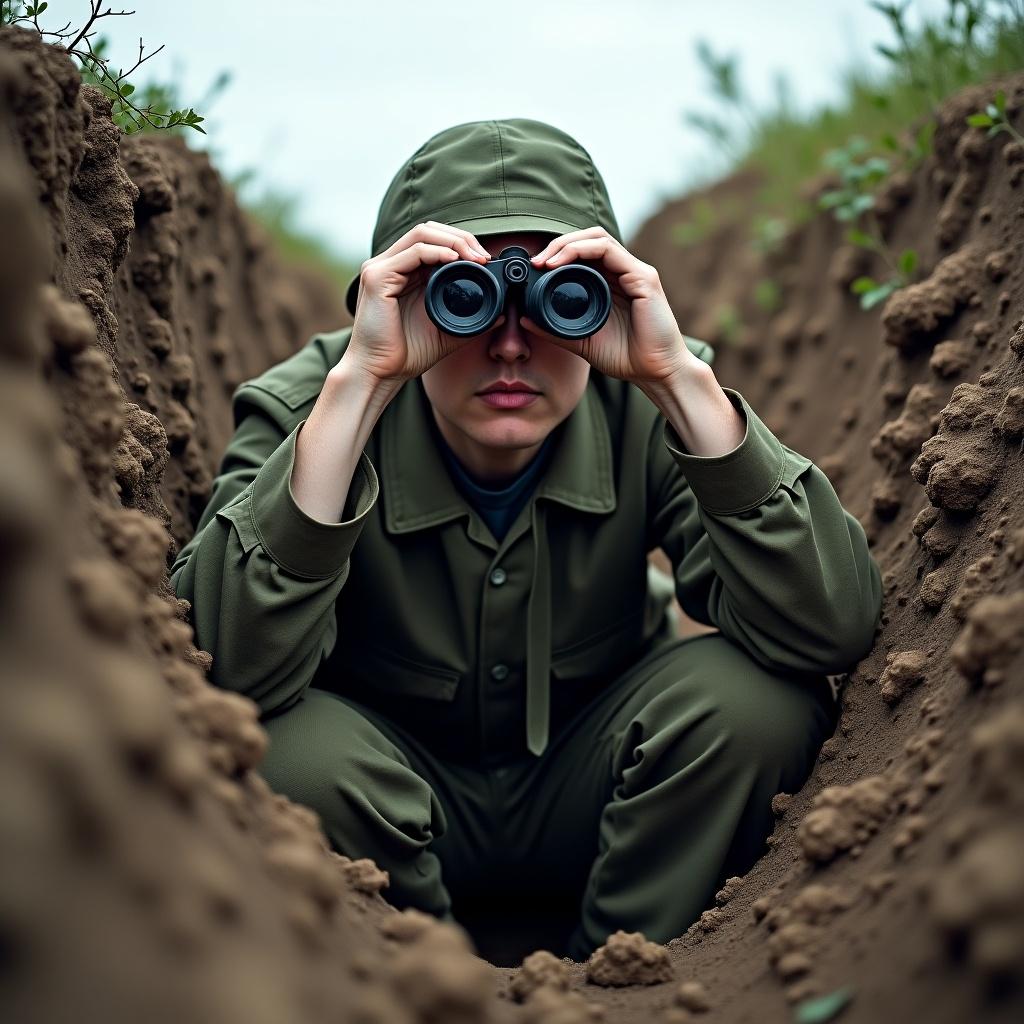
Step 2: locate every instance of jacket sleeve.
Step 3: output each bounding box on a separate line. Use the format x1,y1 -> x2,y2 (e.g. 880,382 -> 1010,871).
170,392 -> 379,717
647,386 -> 882,677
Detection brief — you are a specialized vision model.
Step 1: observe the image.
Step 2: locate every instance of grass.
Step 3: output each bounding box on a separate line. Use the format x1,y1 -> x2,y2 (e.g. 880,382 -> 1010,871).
685,0 -> 1024,235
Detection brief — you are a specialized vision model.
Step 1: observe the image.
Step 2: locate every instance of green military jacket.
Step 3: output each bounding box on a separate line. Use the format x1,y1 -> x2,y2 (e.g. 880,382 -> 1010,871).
171,326 -> 882,766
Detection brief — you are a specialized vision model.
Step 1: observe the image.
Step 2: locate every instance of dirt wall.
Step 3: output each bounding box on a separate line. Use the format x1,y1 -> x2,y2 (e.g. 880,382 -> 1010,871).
1,23 -> 1022,1024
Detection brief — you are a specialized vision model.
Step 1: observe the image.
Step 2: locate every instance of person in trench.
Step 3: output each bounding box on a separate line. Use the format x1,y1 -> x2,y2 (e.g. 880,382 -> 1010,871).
171,118 -> 883,963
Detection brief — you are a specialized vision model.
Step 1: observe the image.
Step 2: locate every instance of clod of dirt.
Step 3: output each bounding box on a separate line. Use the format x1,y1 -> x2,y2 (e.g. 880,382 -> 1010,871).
911,505 -> 941,537
910,438 -> 1000,512
380,908 -> 437,944
520,986 -> 605,1023
929,339 -> 971,378
994,386 -> 1024,438
870,479 -> 902,521
929,825 -> 1024,977
510,949 -> 572,1003
673,980 -> 712,1012
984,247 -> 1014,281
878,650 -> 928,705
870,383 -> 942,467
798,776 -> 892,863
969,704 -> 1024,804
586,930 -> 674,987
881,245 -> 983,351
938,383 -> 989,431
949,555 -> 999,621
919,568 -> 953,610
937,130 -> 996,247
715,876 -> 744,906
388,922 -> 495,1024
950,591 -> 1024,686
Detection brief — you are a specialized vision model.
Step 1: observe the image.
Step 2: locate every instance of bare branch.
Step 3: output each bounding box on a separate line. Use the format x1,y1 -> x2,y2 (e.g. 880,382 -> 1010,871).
67,1 -> 136,52
115,35 -> 163,82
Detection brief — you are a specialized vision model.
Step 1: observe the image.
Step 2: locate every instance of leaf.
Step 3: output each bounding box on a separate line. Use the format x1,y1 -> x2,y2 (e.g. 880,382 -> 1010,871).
881,132 -> 899,151
119,82 -> 135,96
850,194 -> 875,215
795,986 -> 855,1024
851,276 -> 878,294
994,89 -> 1006,114
818,190 -> 847,210
861,281 -> 898,309
37,0 -> 45,10
846,229 -> 876,248
898,249 -> 918,275
966,113 -> 993,127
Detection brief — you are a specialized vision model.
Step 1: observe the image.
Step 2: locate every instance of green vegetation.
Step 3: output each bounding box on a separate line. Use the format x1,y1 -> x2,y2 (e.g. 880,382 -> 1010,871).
967,85 -> 1024,141
2,2 -> 359,294
1,1 -> 208,133
230,172 -> 361,294
818,136 -> 920,309
681,0 -> 1024,309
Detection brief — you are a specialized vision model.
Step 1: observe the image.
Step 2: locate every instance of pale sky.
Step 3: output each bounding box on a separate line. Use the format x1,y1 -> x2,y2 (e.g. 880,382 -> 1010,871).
77,0 -> 945,261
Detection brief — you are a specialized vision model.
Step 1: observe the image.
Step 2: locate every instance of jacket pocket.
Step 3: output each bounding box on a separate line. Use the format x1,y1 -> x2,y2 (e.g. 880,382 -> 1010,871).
551,606 -> 645,681
354,643 -> 461,702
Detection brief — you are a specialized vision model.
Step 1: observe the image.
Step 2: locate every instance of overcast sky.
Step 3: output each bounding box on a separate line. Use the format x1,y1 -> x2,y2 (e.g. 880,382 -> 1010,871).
78,0 -> 945,261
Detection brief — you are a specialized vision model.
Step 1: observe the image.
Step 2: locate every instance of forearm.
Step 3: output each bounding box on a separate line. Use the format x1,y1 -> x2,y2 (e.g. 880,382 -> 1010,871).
292,355 -> 403,523
638,357 -> 745,457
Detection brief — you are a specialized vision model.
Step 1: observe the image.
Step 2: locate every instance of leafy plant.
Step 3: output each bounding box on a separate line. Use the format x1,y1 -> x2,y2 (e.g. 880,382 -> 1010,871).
967,87 -> 1024,143
1,1 -> 208,134
818,136 -> 919,310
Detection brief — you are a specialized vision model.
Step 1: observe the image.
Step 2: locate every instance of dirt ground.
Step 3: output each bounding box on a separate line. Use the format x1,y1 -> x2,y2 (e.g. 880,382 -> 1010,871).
1,25 -> 1022,1024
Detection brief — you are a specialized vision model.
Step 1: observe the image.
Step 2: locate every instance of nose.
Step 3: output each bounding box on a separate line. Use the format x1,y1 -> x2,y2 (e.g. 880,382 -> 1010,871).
487,292 -> 531,361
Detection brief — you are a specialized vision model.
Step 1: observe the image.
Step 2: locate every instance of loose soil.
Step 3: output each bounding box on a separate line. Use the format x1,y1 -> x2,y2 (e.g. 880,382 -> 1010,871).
1,25 -> 1022,1024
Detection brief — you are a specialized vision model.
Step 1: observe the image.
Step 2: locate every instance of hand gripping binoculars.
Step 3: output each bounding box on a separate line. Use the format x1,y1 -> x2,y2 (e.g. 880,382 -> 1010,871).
424,245 -> 612,341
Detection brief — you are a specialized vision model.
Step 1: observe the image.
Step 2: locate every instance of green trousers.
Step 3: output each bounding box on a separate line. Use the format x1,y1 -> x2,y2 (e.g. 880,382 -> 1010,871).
258,633 -> 837,961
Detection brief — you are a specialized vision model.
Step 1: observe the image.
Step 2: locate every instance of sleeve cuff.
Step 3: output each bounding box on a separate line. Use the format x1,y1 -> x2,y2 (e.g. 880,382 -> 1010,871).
249,419 -> 379,579
663,387 -> 786,515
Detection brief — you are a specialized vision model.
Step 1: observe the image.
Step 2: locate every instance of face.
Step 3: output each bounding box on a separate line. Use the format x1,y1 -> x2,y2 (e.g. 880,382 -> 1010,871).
420,230 -> 591,485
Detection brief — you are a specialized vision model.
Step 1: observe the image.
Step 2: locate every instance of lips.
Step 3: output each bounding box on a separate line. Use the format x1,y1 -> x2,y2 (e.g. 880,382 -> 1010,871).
478,381 -> 540,395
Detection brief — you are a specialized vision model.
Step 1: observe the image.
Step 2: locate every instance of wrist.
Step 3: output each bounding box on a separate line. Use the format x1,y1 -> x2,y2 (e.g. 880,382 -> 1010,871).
329,353 -> 406,410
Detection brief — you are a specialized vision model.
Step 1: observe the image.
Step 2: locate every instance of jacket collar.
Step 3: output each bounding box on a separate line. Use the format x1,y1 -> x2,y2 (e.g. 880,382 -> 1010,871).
380,376 -> 616,536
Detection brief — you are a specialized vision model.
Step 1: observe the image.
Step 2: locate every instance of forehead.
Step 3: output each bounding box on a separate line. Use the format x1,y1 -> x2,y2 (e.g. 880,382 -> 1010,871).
477,230 -> 559,256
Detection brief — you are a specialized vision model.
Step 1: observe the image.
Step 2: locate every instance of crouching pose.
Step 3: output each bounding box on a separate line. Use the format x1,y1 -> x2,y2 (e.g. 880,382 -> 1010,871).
172,118 -> 882,961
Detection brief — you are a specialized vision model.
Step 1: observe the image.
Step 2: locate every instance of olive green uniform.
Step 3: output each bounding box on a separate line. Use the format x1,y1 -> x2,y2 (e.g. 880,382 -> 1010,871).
171,325 -> 879,958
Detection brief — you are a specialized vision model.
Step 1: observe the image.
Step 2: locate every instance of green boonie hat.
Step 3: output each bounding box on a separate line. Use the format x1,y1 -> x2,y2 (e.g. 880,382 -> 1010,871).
345,118 -> 622,316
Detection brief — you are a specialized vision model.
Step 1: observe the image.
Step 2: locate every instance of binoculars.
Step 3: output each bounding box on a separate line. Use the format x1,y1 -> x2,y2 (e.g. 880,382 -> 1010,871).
424,245 -> 612,341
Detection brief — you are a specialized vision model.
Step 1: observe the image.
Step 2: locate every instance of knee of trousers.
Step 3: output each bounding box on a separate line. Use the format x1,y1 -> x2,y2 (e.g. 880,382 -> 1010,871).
622,634 -> 837,787
257,689 -> 448,861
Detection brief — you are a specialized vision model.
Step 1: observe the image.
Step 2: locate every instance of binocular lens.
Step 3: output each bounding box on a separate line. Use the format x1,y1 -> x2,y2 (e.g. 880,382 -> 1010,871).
550,280 -> 591,321
442,278 -> 486,318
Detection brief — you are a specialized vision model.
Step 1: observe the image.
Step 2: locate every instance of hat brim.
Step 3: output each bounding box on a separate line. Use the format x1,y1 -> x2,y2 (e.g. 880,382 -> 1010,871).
344,214 -> 588,317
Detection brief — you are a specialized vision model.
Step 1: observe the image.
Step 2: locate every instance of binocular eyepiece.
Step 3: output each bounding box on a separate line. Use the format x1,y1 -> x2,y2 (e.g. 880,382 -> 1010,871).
424,246 -> 612,341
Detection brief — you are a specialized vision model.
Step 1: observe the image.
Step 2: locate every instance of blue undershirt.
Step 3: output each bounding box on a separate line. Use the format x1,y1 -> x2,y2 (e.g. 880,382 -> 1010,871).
437,429 -> 557,542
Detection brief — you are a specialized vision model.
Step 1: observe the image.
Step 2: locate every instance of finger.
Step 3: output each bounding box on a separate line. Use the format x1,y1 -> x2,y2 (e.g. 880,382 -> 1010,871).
539,236 -> 646,279
530,226 -> 608,265
361,241 -> 461,290
423,220 -> 491,258
371,223 -> 488,266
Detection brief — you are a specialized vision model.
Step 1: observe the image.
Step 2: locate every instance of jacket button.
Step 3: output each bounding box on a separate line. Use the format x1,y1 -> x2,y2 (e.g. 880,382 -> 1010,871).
489,567 -> 507,586
490,663 -> 509,681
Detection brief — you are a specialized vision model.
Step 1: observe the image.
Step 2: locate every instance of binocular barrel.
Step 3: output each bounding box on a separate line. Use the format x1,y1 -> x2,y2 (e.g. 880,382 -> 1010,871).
425,246 -> 612,341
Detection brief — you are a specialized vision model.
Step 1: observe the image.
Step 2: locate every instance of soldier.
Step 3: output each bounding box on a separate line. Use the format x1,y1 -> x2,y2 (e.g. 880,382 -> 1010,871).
172,118 -> 881,961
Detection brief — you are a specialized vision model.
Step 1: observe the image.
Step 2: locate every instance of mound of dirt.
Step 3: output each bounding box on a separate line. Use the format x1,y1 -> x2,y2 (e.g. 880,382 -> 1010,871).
1,22 -> 1023,1024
